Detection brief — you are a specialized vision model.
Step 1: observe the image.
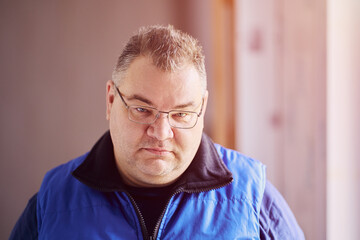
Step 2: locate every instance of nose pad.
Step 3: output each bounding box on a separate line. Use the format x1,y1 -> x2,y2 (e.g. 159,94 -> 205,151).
147,113 -> 174,141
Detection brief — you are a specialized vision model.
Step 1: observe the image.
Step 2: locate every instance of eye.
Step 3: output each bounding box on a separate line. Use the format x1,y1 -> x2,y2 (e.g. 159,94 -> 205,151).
135,107 -> 149,113
175,112 -> 188,118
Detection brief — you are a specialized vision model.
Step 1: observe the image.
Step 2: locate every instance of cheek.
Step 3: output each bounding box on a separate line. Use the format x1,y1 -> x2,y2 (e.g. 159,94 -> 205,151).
110,110 -> 142,148
175,127 -> 203,157
190,121 -> 204,149
113,122 -> 143,145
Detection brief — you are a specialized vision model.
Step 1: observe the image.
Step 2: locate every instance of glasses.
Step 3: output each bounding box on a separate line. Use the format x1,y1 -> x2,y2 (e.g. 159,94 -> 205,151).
114,86 -> 204,129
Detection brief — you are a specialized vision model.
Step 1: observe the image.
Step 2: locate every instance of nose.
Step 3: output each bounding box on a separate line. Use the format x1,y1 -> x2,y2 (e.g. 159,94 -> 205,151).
146,113 -> 174,141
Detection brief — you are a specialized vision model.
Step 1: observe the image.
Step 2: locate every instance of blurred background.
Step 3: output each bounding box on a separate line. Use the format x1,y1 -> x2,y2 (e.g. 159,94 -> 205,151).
0,0 -> 359,239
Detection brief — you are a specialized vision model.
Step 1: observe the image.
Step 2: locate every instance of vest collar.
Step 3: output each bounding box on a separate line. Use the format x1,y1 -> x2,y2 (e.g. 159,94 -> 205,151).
72,131 -> 233,192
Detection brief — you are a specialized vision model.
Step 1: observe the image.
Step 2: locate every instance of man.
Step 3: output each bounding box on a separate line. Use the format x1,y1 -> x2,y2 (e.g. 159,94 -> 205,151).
10,25 -> 304,239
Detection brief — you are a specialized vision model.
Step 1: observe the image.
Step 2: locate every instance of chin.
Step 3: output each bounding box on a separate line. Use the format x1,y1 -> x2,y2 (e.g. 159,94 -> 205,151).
137,159 -> 173,175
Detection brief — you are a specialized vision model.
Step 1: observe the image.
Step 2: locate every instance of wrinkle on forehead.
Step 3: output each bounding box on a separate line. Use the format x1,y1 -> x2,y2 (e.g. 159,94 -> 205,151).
116,56 -> 206,94
118,56 -> 204,109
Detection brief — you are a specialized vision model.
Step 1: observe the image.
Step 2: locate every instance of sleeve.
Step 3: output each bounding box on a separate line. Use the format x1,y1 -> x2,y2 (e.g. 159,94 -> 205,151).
259,181 -> 305,240
9,193 -> 38,240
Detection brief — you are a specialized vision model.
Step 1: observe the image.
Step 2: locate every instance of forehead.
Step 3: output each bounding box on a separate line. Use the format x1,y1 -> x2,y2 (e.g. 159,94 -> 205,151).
118,56 -> 203,107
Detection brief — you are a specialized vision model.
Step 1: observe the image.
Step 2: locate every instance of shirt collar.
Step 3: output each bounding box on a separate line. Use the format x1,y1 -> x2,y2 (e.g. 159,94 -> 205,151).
72,131 -> 233,192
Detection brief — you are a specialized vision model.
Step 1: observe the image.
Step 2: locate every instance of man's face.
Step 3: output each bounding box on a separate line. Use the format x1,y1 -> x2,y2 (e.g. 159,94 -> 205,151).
106,56 -> 208,187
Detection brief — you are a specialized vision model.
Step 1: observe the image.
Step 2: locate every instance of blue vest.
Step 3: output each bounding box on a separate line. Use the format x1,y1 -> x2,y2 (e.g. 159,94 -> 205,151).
37,142 -> 266,239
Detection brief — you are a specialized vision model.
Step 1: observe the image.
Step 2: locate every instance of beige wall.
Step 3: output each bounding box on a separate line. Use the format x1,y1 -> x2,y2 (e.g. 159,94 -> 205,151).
327,0 -> 360,238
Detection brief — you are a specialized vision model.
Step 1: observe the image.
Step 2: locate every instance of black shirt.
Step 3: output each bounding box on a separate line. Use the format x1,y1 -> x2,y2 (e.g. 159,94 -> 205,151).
126,184 -> 175,236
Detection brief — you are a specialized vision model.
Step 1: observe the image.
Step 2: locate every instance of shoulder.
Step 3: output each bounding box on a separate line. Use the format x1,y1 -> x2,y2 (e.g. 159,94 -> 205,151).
214,143 -> 266,177
42,153 -> 88,183
214,143 -> 267,196
9,193 -> 38,240
39,153 -> 88,193
259,181 -> 305,240
37,153 -> 90,214
213,144 -> 267,217
212,144 -> 304,239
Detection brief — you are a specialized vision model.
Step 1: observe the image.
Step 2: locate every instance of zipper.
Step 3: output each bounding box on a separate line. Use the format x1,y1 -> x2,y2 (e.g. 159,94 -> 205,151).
73,173 -> 233,240
73,180 -> 151,240
151,179 -> 233,239
123,191 -> 150,240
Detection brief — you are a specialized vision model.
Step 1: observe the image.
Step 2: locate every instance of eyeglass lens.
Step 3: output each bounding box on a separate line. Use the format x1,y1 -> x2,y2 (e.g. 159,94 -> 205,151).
128,106 -> 197,128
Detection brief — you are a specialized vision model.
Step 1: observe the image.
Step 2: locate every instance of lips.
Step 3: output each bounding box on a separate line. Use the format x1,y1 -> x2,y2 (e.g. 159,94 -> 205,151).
142,148 -> 172,156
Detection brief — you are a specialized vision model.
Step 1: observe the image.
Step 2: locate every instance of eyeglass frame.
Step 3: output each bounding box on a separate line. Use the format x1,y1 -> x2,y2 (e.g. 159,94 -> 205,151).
113,85 -> 205,129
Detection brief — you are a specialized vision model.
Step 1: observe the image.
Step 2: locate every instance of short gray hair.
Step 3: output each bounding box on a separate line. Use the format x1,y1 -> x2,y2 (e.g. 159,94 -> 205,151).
112,25 -> 207,93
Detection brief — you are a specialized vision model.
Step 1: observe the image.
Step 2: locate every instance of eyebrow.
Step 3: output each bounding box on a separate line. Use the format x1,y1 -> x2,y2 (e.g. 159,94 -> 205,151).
126,94 -> 153,106
125,94 -> 197,109
174,101 -> 197,109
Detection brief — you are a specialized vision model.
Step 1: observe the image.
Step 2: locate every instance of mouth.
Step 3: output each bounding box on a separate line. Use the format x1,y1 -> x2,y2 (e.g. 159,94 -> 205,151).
142,148 -> 172,156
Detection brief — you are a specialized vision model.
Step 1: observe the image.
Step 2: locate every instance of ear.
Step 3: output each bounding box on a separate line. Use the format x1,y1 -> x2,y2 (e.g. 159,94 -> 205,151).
201,90 -> 209,116
106,80 -> 115,120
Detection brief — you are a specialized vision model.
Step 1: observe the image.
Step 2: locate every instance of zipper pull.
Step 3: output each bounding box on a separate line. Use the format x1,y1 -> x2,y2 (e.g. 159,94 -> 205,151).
149,236 -> 154,240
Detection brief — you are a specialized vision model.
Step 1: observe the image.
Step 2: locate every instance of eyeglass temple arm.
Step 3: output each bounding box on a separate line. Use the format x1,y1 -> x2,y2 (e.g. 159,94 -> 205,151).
198,98 -> 205,117
114,85 -> 129,108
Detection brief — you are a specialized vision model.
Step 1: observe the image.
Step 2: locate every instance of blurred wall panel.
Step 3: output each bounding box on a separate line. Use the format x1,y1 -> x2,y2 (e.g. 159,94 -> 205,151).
281,0 -> 327,239
0,1 -> 179,238
210,0 -> 236,149
327,0 -> 360,238
235,0 -> 282,189
235,0 -> 327,239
